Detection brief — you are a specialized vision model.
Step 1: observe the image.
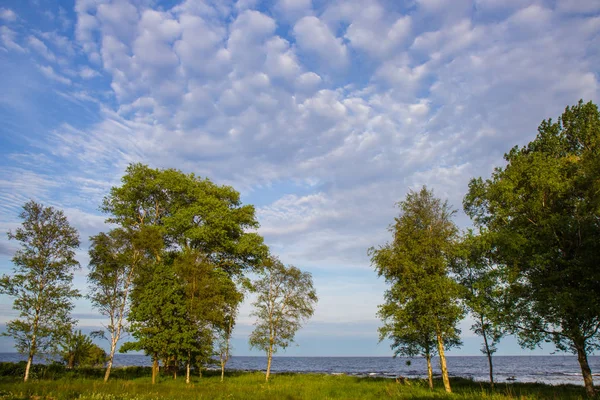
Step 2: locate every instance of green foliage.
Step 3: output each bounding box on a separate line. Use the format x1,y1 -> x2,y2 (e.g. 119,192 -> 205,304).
370,187 -> 463,370
101,163 -> 268,275
0,201 -> 80,380
61,330 -> 107,368
464,100 -> 600,396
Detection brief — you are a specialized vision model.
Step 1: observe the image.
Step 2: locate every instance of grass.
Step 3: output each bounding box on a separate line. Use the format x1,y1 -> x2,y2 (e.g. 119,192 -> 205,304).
0,363 -> 594,400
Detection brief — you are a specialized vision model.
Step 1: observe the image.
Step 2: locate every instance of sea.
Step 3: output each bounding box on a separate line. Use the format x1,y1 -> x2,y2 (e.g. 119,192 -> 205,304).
1,353 -> 598,386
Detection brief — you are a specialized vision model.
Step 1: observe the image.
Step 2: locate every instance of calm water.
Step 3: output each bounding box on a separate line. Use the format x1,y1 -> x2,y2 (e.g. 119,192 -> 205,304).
1,353 -> 598,386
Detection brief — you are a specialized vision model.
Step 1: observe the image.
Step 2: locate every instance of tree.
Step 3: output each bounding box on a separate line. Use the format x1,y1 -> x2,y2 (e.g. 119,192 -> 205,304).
370,187 -> 463,393
0,201 -> 80,382
464,100 -> 600,397
103,164 -> 269,383
453,230 -> 505,388
378,283 -> 461,389
249,257 -> 318,382
88,228 -> 147,382
61,330 -> 106,368
121,263 -> 193,384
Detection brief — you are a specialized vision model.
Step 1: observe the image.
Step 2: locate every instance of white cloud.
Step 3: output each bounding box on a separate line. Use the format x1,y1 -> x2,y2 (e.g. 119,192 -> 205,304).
27,36 -> 56,62
293,16 -> 348,69
79,66 -> 100,79
0,26 -> 26,53
0,8 -> 17,22
37,64 -> 72,85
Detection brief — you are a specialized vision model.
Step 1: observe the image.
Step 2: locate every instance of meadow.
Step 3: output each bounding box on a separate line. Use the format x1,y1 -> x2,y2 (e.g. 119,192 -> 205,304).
0,363 -> 594,400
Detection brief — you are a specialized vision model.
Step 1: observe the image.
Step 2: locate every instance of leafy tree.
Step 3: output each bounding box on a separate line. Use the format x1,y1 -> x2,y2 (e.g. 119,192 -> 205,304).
370,187 -> 463,393
121,263 -> 193,384
378,283 -> 461,389
103,164 -> 269,384
61,330 -> 106,368
464,100 -> 600,397
0,201 -> 80,382
453,230 -> 505,388
88,228 -> 149,382
249,257 -> 318,381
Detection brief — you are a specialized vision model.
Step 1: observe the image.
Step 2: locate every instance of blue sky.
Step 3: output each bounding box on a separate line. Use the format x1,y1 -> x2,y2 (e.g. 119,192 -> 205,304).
0,0 -> 599,357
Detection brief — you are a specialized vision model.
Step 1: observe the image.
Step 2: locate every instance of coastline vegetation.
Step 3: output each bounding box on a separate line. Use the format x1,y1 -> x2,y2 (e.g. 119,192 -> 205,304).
0,362 -> 593,400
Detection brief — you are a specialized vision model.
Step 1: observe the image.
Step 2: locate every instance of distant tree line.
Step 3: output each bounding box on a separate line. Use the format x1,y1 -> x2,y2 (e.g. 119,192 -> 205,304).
371,100 -> 600,397
1,165 -> 317,384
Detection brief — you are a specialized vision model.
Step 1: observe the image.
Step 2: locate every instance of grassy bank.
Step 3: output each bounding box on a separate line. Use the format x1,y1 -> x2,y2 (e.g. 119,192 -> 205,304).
0,363 -> 593,400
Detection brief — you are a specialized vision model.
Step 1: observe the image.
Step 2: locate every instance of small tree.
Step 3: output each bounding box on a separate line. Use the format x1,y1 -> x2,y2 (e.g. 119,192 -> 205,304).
0,201 -> 80,382
61,330 -> 107,368
249,257 -> 318,381
370,187 -> 463,393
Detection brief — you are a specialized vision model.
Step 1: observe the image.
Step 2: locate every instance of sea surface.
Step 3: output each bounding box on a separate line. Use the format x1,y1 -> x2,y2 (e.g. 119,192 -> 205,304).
1,353 -> 598,386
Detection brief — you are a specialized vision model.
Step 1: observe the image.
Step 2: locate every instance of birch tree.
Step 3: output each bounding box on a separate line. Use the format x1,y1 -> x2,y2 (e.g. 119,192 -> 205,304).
0,201 -> 80,382
88,228 -> 147,382
249,257 -> 317,382
370,187 -> 463,393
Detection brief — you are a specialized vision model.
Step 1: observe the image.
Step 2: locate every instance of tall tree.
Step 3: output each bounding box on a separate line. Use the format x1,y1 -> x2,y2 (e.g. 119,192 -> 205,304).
464,100 -> 600,397
453,230 -> 505,388
103,164 -> 268,382
0,201 -> 80,382
249,257 -> 318,382
370,187 -> 463,393
88,228 -> 149,382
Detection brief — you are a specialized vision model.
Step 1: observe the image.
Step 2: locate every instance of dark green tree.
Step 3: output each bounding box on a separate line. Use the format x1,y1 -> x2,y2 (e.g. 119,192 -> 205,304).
121,263 -> 193,384
103,164 -> 268,383
61,329 -> 106,368
0,201 -> 80,382
249,257 -> 318,382
453,230 -> 505,388
370,187 -> 463,393
464,100 -> 600,397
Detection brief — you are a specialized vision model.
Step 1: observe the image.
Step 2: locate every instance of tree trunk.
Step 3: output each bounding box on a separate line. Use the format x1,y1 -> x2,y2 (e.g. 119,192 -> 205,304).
152,358 -> 159,385
24,351 -> 33,382
574,339 -> 595,397
436,329 -> 451,393
221,361 -> 225,382
104,345 -> 115,383
481,318 -> 494,389
426,353 -> 433,390
186,361 -> 190,384
265,346 -> 273,382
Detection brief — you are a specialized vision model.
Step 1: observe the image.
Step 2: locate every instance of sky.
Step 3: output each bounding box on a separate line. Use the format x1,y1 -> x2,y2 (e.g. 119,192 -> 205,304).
0,0 -> 599,358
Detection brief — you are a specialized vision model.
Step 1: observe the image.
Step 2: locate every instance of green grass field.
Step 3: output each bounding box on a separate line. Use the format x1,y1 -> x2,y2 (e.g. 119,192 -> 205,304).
0,363 -> 594,400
